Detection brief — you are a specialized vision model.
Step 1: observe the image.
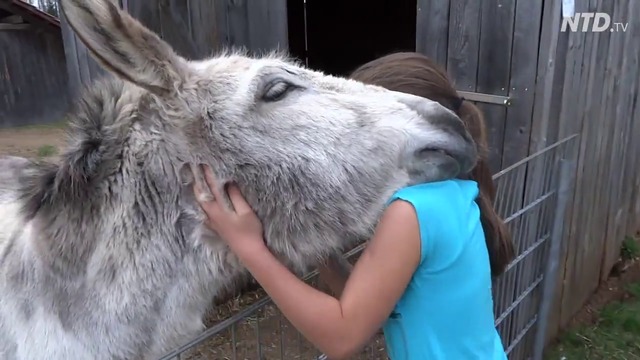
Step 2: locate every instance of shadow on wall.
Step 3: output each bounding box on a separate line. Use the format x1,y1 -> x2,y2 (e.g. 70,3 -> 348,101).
287,0 -> 417,76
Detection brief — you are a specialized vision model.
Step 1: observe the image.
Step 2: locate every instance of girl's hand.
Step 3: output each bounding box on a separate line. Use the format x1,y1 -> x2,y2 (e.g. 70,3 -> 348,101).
193,164 -> 265,255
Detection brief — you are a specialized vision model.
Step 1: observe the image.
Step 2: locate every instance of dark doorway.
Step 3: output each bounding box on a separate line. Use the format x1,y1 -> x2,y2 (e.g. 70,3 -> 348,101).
287,0 -> 417,76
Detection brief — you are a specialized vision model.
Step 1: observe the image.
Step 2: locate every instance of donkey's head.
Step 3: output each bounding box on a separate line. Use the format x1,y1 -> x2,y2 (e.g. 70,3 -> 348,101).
60,0 -> 477,187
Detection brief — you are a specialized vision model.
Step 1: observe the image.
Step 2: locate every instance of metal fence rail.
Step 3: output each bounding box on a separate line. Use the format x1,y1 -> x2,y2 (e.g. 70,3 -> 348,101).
158,134 -> 580,360
491,134 -> 578,360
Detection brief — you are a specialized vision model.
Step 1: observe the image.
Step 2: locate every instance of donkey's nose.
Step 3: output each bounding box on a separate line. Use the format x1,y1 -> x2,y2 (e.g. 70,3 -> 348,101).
398,96 -> 478,174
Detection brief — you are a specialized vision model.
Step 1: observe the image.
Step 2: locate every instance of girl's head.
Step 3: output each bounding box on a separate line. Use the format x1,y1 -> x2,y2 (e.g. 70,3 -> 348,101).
349,52 -> 515,277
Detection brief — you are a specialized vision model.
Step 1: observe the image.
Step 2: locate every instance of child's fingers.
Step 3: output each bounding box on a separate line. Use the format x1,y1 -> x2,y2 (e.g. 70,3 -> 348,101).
193,176 -> 223,222
227,184 -> 252,214
199,164 -> 226,207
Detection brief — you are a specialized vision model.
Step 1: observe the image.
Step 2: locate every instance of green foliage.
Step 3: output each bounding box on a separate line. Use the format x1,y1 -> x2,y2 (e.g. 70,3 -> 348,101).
36,145 -> 57,158
621,236 -> 640,261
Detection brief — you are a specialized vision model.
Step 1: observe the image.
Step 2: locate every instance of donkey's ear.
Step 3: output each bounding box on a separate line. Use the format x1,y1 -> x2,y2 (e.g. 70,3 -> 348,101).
60,0 -> 187,96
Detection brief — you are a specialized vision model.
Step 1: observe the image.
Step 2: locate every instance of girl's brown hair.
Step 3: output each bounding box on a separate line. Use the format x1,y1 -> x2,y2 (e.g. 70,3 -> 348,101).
349,52 -> 515,277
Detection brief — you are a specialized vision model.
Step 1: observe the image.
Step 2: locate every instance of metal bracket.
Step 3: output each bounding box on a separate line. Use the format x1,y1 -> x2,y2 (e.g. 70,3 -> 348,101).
457,90 -> 513,107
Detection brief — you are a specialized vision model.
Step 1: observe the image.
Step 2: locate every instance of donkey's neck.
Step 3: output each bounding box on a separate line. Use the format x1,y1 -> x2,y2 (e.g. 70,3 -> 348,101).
16,77 -> 196,276
8,156 -> 221,358
1,77 -> 247,359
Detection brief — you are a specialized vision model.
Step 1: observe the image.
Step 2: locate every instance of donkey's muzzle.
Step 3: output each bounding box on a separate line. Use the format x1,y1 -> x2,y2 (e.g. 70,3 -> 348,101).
399,97 -> 478,175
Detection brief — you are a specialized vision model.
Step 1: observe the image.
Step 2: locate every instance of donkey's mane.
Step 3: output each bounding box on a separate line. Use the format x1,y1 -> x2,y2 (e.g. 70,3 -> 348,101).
20,78 -> 130,219
14,76 -> 198,276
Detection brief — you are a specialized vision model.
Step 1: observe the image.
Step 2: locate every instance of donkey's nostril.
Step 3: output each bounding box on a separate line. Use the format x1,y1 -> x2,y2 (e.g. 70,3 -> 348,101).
419,148 -> 448,157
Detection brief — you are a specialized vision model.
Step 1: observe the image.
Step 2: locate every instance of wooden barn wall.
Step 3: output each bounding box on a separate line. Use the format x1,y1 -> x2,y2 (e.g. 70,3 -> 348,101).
416,0 -> 542,175
541,0 -> 640,345
59,0 -> 288,97
416,2 -> 543,280
0,27 -> 70,128
418,0 -> 640,348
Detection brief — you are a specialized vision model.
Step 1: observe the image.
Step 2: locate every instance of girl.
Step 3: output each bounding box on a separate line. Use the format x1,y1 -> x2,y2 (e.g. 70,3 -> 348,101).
193,52 -> 514,359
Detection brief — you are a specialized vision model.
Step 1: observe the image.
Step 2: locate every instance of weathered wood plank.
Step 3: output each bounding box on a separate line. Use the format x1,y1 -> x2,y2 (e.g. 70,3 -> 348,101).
59,10 -> 81,97
0,28 -> 70,127
473,0 -> 520,346
617,0 -> 639,246
59,4 -> 107,97
559,0 -> 616,327
541,0 -> 592,340
602,0 -> 638,279
623,1 -> 640,233
625,66 -> 640,233
585,0 -> 624,287
74,36 -> 93,88
524,0 -> 566,344
529,0 -> 563,152
502,0 -> 547,344
556,2 -> 595,329
476,0 -> 516,173
223,0 -> 251,50
125,0 -> 162,35
557,0 -> 591,294
212,0 -> 288,54
545,29 -> 571,144
502,0 -> 543,168
416,0 -> 451,66
246,0 -> 288,54
560,0 -> 604,298
189,0 -> 223,58
446,0 -> 482,91
555,0 -> 585,327
158,0 -> 200,59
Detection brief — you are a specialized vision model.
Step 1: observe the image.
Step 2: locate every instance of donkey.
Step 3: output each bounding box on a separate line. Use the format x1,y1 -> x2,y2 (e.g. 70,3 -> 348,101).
0,0 -> 477,359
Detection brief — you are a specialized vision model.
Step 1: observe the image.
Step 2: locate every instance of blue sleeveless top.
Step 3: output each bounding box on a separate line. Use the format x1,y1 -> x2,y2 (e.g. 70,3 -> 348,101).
382,179 -> 507,360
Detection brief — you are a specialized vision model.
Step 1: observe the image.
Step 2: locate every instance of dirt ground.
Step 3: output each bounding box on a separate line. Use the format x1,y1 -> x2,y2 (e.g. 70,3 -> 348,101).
0,124 -> 66,160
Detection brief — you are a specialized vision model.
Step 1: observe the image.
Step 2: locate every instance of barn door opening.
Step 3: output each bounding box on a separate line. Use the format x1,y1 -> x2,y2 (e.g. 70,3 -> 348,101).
287,0 -> 417,76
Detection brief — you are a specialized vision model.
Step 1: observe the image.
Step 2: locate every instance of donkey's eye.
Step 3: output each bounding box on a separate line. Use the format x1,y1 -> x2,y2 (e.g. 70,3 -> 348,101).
263,80 -> 295,102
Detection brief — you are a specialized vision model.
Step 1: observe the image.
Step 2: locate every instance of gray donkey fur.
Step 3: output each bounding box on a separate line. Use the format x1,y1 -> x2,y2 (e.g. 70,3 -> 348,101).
0,0 -> 477,359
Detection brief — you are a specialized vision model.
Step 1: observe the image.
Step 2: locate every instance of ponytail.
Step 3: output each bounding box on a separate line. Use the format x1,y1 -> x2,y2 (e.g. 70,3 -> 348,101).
457,100 -> 514,277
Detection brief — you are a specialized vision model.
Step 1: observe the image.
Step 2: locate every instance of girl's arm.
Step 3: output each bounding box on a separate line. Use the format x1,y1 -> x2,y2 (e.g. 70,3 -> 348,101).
317,253 -> 353,297
232,201 -> 421,359
192,165 -> 422,359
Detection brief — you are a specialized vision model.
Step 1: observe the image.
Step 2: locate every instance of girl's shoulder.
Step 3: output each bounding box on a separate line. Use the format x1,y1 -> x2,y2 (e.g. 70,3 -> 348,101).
386,180 -> 482,267
387,178 -> 481,232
